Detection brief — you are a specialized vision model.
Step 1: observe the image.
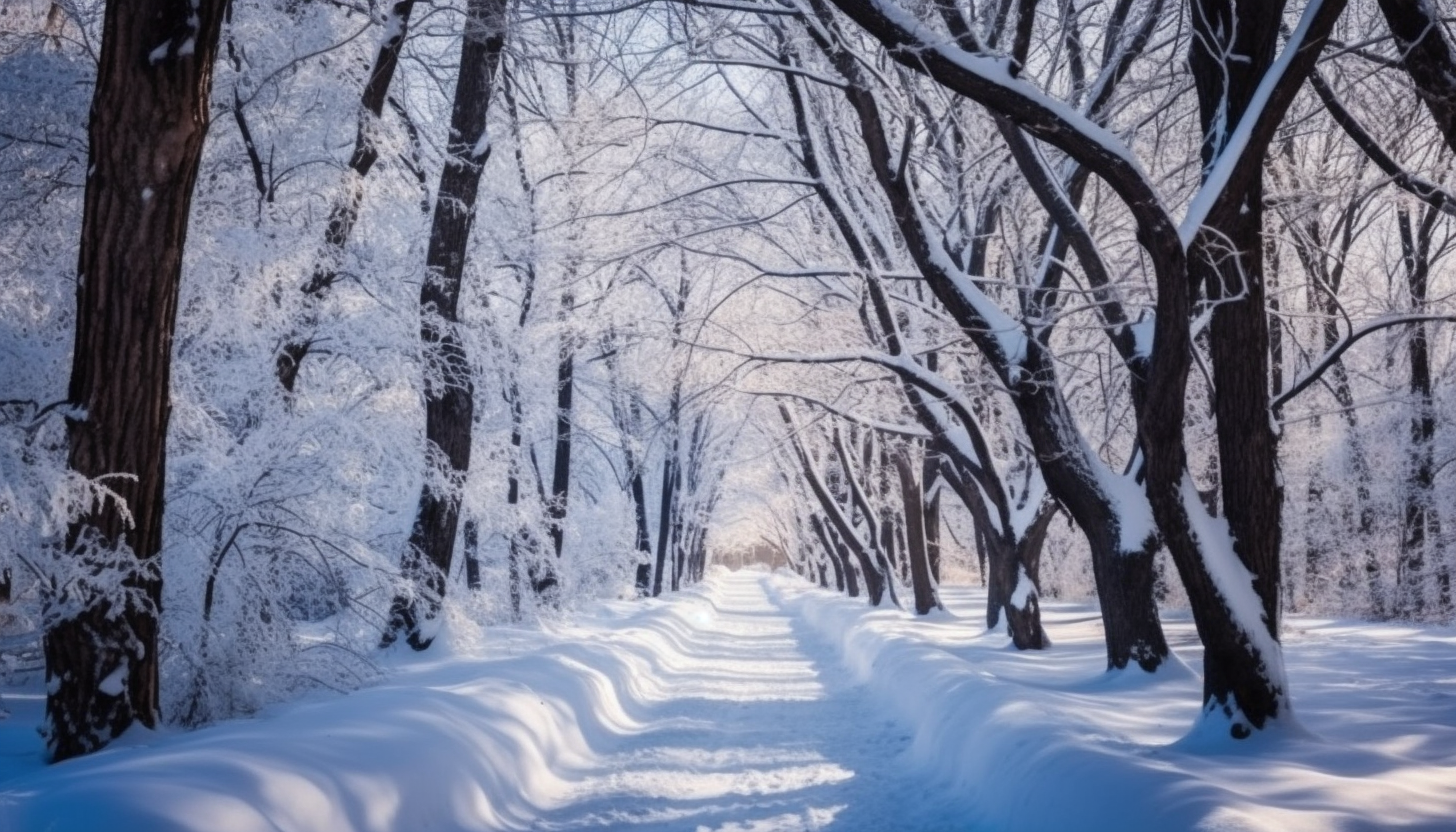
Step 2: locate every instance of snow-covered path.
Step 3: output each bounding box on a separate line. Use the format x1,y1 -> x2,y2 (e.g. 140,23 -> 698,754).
524,572 -> 962,831
5,567 -> 1456,831
0,571 -> 971,831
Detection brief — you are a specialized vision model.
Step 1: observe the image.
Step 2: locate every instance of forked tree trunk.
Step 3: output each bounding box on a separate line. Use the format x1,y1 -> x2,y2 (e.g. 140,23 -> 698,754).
47,0 -> 227,762
808,514 -> 847,592
939,461 -> 1050,649
1174,0 -> 1289,731
892,447 -> 940,614
383,0 -> 507,649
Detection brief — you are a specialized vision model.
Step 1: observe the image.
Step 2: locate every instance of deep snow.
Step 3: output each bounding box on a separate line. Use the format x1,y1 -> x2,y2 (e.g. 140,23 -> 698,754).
2,568 -> 1455,831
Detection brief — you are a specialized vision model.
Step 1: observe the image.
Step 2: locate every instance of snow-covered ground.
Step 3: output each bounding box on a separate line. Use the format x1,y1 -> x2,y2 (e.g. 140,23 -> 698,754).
3,568 -> 1455,831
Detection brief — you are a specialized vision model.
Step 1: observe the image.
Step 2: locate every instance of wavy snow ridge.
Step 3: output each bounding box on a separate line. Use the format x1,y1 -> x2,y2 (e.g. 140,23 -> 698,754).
768,571 -> 1456,832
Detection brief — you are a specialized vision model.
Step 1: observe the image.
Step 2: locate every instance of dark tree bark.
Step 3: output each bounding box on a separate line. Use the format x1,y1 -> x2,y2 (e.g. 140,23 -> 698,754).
830,429 -> 895,606
1160,0 -> 1293,731
922,445 -> 942,585
786,10 -> 1159,664
808,513 -> 848,592
382,0 -> 507,649
819,0 -> 1347,733
463,519 -> 481,591
892,446 -> 940,614
1189,0 -> 1285,633
1379,0 -> 1456,155
277,1 -> 418,391
46,0 -> 227,762
652,385 -> 680,597
547,294 -> 576,563
1397,204 -> 1447,615
938,458 -> 1053,649
615,394 -> 653,596
781,405 -> 885,603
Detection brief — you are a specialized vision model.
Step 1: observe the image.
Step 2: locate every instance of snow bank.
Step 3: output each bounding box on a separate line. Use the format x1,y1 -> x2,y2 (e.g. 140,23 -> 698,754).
768,574 -> 1456,832
0,582 -> 737,832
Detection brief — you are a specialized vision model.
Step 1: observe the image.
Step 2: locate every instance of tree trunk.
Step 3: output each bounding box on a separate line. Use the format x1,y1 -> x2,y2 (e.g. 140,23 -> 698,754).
1397,205 -> 1444,616
808,514 -> 847,592
462,519 -> 481,591
1139,0 -> 1332,736
382,0 -> 506,649
46,0 -> 227,762
940,461 -> 1049,648
546,293 -> 575,564
923,442 -> 942,584
892,447 -> 939,614
277,1 -> 418,391
628,447 -> 653,596
1188,0 -> 1285,695
652,424 -> 678,597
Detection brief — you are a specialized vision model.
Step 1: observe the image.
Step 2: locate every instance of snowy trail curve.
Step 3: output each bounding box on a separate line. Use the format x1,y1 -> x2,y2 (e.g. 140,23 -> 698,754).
0,570 -> 974,832
527,571 -> 969,831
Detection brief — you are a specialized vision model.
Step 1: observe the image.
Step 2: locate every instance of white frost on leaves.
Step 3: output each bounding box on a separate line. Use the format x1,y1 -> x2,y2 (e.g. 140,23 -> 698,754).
1008,564 -> 1035,610
1179,475 -> 1287,691
98,661 -> 128,697
1178,0 -> 1327,248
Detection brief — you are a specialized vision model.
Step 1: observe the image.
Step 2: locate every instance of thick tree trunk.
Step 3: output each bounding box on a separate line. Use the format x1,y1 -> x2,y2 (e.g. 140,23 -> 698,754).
277,1 -> 418,391
383,0 -> 506,649
46,0 -> 227,762
940,461 -> 1049,648
1189,0 -> 1285,648
1140,0 -> 1342,737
